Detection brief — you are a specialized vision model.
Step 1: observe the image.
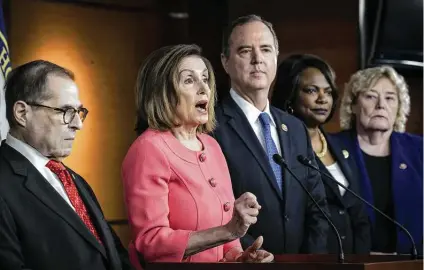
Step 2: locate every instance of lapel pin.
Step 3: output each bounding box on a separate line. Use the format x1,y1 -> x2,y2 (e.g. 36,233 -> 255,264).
399,163 -> 407,170
281,124 -> 288,132
342,150 -> 349,159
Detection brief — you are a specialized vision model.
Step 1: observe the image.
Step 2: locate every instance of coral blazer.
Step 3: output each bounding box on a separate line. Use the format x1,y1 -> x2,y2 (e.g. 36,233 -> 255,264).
122,129 -> 241,268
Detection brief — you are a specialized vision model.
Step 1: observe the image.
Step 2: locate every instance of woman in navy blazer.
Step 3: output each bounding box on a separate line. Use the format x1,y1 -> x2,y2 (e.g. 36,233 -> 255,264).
271,54 -> 371,254
335,66 -> 423,255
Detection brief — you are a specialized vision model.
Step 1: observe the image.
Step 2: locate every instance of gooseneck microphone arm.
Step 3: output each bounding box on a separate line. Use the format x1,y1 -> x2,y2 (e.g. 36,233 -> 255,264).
297,155 -> 418,260
272,154 -> 345,263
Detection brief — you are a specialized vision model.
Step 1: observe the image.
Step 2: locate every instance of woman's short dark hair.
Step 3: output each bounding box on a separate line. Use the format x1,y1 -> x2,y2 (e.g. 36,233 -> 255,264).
271,54 -> 338,123
5,60 -> 74,128
135,44 -> 217,135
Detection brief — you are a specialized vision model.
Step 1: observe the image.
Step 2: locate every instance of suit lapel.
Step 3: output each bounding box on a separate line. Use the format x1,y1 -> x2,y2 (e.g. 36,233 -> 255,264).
324,131 -> 359,207
315,154 -> 345,203
222,97 -> 283,199
2,144 -> 107,258
68,172 -> 109,258
270,107 -> 292,200
321,132 -> 348,205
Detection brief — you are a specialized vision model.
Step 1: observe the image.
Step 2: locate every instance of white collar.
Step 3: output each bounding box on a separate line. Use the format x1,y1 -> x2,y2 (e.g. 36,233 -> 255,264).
229,88 -> 276,127
6,133 -> 50,169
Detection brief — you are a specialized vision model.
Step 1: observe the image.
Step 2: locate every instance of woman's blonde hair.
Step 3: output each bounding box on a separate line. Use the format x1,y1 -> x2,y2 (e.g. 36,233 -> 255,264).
135,44 -> 217,135
339,65 -> 410,132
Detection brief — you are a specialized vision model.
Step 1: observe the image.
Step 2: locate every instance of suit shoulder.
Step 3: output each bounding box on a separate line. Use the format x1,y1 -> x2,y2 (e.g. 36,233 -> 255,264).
393,132 -> 423,148
329,130 -> 353,141
65,167 -> 93,192
395,132 -> 422,142
123,129 -> 172,171
127,129 -> 166,153
271,106 -> 307,131
199,133 -> 223,152
325,131 -> 346,144
214,103 -> 226,120
199,133 -> 218,144
66,167 -> 83,180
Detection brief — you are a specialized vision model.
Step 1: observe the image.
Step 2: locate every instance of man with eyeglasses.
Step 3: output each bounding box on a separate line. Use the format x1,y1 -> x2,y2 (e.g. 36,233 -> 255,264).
0,60 -> 133,270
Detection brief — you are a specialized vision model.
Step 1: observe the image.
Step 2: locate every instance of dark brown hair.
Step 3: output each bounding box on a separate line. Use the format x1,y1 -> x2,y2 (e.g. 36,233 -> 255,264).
221,14 -> 279,58
135,44 -> 217,135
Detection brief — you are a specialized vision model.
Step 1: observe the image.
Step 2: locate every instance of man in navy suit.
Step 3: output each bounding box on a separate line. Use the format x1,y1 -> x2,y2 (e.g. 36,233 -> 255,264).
0,60 -> 132,270
213,14 -> 329,254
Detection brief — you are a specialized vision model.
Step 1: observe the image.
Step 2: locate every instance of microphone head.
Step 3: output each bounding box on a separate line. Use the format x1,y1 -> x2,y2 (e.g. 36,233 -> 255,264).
273,154 -> 284,165
297,155 -> 310,165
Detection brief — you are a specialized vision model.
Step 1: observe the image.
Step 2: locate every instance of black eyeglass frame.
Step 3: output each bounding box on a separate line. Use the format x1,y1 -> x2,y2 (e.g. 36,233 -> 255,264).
26,102 -> 89,124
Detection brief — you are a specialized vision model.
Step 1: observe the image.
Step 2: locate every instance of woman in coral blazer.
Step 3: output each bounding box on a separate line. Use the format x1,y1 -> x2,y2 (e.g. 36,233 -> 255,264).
122,44 -> 273,269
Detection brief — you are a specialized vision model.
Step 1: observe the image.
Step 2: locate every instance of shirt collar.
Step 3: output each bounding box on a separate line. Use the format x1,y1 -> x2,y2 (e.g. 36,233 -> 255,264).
230,88 -> 276,127
6,133 -> 50,169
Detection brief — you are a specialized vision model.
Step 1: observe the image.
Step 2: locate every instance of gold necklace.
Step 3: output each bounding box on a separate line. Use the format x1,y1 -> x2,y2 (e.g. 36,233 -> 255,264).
315,130 -> 328,158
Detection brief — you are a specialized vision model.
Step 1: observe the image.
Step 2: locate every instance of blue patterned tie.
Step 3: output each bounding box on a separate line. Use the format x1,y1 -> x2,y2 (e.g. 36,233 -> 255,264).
259,113 -> 283,191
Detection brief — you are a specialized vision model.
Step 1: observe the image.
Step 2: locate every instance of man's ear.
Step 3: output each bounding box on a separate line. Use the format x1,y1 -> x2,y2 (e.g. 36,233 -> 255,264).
13,101 -> 30,127
221,53 -> 229,74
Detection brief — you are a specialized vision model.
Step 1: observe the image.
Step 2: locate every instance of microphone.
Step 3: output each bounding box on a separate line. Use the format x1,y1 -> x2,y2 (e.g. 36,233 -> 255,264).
297,155 -> 418,260
272,154 -> 345,263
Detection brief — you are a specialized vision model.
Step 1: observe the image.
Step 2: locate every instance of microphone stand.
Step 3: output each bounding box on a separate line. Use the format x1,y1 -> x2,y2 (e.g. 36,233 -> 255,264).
297,155 -> 418,260
273,154 -> 345,263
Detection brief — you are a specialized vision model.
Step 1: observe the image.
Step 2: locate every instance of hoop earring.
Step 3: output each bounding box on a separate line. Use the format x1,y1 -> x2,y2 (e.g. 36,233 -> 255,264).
287,106 -> 294,114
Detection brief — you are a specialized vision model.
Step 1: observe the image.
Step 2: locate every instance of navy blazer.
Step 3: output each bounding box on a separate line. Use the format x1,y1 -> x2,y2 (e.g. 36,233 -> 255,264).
318,131 -> 371,254
0,143 -> 133,270
213,96 -> 329,254
333,130 -> 423,254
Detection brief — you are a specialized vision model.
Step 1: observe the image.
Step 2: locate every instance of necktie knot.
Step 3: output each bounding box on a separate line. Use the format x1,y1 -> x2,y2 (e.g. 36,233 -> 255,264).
259,112 -> 271,127
46,160 -> 66,175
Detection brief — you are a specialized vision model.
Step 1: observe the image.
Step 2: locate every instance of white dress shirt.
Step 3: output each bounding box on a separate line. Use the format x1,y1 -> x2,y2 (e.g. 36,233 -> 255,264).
6,134 -> 75,210
326,162 -> 349,196
230,88 -> 281,155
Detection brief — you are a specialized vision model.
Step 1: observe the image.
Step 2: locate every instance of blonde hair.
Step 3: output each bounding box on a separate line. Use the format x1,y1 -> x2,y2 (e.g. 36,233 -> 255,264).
135,44 -> 217,134
339,65 -> 410,132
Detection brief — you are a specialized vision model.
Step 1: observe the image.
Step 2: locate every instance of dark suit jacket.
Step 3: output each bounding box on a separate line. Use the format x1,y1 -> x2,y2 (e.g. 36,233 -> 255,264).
318,131 -> 371,254
334,130 -> 423,254
212,96 -> 329,254
0,142 -> 133,270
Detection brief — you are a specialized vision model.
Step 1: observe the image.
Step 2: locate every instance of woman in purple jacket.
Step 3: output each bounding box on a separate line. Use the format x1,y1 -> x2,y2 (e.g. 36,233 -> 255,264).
334,65 -> 423,255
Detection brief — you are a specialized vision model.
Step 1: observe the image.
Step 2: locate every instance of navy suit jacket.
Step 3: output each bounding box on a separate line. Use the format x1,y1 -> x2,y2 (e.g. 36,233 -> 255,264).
333,130 -> 423,254
0,142 -> 133,270
318,131 -> 371,254
213,96 -> 329,254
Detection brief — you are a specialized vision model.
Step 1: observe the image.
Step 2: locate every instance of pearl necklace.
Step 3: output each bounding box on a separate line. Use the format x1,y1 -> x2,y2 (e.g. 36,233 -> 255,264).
315,130 -> 328,158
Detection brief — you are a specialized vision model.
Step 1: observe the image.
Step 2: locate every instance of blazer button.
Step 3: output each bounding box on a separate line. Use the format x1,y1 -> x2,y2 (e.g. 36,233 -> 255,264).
284,215 -> 290,221
199,153 -> 206,162
223,202 -> 231,212
208,178 -> 217,187
339,210 -> 345,215
341,236 -> 346,240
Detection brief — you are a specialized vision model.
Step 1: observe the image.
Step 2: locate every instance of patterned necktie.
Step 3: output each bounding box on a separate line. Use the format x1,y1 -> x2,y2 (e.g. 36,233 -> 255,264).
259,112 -> 283,191
46,160 -> 102,244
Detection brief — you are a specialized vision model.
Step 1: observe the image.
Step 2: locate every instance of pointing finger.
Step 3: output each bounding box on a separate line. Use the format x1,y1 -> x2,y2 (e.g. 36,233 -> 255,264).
246,236 -> 263,253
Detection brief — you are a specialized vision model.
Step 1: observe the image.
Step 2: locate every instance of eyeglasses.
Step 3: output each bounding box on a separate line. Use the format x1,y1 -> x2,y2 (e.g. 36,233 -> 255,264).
27,102 -> 89,124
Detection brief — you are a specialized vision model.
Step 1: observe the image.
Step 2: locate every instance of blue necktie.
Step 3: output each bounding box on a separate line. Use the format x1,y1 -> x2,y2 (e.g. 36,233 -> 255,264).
259,113 -> 283,191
